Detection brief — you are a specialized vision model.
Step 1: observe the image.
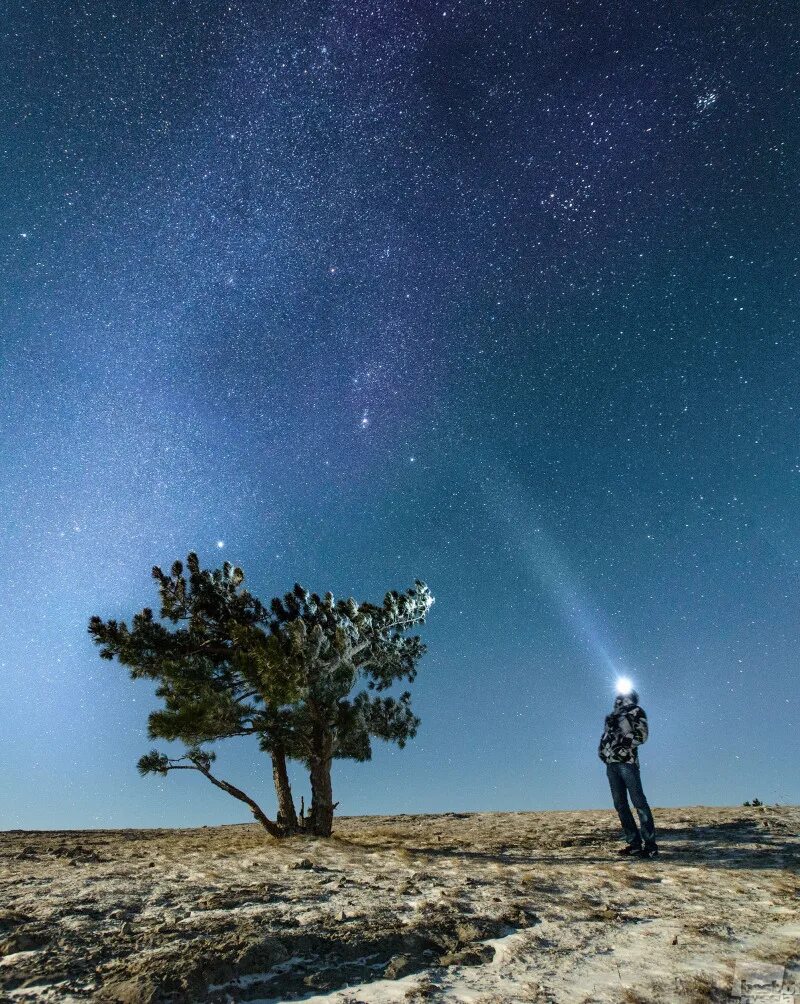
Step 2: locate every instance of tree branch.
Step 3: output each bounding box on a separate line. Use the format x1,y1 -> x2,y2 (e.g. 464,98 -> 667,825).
192,762 -> 283,838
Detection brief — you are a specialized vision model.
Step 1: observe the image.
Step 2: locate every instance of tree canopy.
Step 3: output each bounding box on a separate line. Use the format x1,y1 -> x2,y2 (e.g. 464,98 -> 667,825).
89,553 -> 433,836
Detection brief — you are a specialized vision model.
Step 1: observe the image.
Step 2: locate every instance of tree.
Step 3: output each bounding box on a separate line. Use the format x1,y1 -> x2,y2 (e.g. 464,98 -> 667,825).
88,553 -> 433,837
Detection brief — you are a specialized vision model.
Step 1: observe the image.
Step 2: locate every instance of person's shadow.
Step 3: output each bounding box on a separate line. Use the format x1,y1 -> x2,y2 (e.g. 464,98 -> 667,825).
339,816 -> 798,872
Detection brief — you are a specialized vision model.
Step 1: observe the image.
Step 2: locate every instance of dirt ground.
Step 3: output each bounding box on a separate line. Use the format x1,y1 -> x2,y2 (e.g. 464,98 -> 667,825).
1,804 -> 798,1003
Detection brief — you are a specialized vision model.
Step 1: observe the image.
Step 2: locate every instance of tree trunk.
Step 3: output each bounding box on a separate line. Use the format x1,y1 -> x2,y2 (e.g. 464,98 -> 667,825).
271,748 -> 298,833
195,764 -> 284,839
308,753 -> 336,837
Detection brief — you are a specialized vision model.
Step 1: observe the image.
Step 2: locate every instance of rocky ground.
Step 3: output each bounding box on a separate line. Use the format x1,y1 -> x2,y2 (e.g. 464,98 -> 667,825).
1,805 -> 798,1003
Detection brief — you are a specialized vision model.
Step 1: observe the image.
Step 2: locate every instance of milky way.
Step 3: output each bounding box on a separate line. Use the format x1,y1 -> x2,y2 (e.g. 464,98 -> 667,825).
2,2 -> 798,827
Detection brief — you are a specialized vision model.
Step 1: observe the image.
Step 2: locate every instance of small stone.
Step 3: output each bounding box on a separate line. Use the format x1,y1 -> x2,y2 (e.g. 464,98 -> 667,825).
385,954 -> 417,980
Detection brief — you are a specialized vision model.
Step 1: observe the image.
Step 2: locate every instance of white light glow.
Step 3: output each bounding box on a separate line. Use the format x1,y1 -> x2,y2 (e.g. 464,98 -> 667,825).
615,676 -> 634,695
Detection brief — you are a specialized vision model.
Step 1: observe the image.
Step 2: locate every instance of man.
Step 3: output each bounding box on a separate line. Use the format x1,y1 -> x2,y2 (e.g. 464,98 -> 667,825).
598,683 -> 658,858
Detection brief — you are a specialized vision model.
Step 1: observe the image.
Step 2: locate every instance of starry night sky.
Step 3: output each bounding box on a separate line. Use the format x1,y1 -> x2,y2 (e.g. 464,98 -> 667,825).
3,2 -> 799,829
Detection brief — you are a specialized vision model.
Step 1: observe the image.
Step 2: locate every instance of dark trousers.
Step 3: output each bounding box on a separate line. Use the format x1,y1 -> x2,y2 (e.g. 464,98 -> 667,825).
606,762 -> 656,846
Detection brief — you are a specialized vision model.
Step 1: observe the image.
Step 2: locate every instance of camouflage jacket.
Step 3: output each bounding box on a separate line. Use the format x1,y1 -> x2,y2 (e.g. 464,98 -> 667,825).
598,698 -> 649,765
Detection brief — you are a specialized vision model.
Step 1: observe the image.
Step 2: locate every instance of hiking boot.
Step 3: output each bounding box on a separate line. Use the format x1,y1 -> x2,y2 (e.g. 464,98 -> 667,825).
617,842 -> 643,856
640,843 -> 659,859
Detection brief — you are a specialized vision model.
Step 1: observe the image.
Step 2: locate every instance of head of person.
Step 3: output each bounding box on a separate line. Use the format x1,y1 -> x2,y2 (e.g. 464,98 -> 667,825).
613,677 -> 639,709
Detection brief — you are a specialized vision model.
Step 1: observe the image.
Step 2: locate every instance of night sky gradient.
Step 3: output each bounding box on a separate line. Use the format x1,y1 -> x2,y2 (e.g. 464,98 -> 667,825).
2,2 -> 799,829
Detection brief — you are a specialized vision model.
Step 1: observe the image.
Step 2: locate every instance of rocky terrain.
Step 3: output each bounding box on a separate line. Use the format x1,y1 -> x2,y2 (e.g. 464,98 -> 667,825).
1,805 -> 798,1003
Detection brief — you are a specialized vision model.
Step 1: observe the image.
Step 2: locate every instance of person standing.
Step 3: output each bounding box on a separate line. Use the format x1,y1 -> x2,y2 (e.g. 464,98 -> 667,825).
598,684 -> 658,858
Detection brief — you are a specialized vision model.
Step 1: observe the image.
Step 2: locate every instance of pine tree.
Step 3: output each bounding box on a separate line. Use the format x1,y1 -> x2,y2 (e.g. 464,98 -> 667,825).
88,554 -> 433,837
